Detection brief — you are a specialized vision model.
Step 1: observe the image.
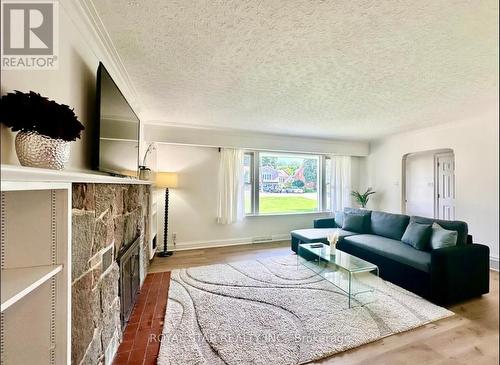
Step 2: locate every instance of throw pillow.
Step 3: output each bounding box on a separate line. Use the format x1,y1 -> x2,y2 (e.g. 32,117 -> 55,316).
342,213 -> 367,233
401,222 -> 432,250
334,211 -> 344,228
430,223 -> 458,249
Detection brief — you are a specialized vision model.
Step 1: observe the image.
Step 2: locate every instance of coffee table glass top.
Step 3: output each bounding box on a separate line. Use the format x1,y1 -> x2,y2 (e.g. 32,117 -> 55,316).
298,243 -> 378,273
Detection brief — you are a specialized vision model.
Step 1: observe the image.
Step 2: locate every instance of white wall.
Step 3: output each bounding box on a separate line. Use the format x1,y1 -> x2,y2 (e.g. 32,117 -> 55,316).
362,106 -> 499,263
0,5 -> 100,169
349,156 -> 363,206
155,144 -> 348,249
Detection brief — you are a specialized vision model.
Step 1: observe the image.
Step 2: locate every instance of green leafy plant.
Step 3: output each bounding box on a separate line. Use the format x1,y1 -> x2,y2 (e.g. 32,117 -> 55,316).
0,90 -> 84,141
351,188 -> 376,208
292,180 -> 305,188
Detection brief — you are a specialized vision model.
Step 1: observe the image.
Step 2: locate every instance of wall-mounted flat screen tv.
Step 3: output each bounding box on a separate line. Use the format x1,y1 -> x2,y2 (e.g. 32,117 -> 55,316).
94,62 -> 140,178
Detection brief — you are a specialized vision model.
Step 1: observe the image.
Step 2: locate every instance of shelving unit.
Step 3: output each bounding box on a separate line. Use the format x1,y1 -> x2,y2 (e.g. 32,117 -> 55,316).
1,181 -> 71,365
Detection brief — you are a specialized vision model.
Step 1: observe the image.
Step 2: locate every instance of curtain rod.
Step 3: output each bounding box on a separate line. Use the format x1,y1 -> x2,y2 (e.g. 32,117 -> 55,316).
217,147 -> 336,157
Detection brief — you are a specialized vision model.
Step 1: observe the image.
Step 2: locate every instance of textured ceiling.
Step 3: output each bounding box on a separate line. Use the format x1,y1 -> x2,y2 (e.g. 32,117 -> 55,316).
92,0 -> 498,141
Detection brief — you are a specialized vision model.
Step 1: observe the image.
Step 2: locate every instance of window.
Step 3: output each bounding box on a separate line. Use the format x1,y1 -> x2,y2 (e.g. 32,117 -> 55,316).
245,151 -> 327,215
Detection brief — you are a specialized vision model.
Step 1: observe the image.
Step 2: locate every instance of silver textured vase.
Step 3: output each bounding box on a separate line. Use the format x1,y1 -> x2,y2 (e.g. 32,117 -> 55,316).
15,131 -> 70,170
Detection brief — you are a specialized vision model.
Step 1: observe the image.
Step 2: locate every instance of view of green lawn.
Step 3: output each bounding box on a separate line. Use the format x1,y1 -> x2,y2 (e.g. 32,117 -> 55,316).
245,193 -> 318,214
260,196 -> 317,213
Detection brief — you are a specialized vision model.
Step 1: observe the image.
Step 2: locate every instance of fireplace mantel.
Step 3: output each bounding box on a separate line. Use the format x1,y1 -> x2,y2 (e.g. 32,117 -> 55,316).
1,164 -> 153,185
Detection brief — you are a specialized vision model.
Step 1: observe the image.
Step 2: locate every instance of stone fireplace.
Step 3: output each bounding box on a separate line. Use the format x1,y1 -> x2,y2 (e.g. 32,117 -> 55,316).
71,183 -> 151,365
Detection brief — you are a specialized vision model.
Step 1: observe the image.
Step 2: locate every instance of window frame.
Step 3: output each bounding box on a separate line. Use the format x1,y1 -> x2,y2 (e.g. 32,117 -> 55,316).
244,150 -> 329,216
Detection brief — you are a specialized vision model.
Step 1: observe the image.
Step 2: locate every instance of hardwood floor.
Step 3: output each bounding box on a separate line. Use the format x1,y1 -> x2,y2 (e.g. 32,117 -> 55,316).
149,241 -> 499,365
148,241 -> 291,273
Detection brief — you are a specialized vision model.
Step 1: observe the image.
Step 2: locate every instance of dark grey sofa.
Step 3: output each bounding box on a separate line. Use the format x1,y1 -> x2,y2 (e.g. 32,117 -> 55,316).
291,209 -> 490,305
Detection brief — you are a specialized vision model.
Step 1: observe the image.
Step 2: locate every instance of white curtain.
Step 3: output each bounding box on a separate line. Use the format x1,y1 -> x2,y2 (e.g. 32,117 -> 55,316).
330,156 -> 352,212
216,148 -> 245,224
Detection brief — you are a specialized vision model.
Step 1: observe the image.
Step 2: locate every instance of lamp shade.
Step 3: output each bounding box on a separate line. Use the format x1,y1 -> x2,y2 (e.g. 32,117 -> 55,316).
155,172 -> 178,188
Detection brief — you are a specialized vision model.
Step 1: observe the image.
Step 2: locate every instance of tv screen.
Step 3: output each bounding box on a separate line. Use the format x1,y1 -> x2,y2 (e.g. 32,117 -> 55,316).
95,62 -> 140,178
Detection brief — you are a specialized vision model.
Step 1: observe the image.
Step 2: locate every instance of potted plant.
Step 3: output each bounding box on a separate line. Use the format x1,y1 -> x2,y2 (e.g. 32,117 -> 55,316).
351,187 -> 376,208
0,91 -> 84,170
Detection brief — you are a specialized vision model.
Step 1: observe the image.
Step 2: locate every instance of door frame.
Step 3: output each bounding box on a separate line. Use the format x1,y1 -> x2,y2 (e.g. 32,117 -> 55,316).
401,148 -> 454,217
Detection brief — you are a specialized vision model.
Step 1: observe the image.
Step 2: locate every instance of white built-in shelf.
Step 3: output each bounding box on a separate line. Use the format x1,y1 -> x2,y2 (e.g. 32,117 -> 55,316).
1,164 -> 153,185
1,179 -> 71,364
1,265 -> 63,312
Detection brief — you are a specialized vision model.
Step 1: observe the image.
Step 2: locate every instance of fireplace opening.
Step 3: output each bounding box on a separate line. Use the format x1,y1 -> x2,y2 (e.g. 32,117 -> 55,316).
117,236 -> 141,328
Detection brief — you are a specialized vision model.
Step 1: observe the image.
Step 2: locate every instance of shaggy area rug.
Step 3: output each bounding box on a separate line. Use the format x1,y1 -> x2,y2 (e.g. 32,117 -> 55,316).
158,255 -> 453,365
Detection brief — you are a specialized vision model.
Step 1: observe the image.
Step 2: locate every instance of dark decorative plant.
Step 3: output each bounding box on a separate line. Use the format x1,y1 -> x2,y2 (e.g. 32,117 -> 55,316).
351,187 -> 376,208
0,90 -> 84,141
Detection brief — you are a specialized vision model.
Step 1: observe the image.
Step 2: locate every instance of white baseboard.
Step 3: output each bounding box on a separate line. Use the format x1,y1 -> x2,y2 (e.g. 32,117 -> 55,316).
170,234 -> 291,251
490,256 -> 499,271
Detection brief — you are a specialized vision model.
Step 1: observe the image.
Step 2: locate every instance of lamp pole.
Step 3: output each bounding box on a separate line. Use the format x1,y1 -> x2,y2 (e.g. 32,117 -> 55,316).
157,187 -> 173,257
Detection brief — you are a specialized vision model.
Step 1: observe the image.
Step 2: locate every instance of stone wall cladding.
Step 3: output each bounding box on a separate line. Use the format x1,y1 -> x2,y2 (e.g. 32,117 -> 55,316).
71,183 -> 151,365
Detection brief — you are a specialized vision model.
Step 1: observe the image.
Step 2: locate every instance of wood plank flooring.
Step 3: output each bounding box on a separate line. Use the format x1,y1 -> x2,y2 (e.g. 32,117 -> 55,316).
148,241 -> 499,365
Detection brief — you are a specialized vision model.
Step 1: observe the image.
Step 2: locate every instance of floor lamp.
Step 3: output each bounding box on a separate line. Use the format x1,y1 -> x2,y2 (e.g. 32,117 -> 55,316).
155,172 -> 178,257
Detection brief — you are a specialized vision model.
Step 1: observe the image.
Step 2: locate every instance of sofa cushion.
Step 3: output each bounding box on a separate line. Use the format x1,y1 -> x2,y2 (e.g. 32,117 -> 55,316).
342,213 -> 368,233
401,222 -> 432,251
370,211 -> 410,241
291,228 -> 357,244
343,208 -> 372,231
313,217 -> 336,229
430,223 -> 458,249
334,211 -> 344,228
410,216 -> 468,245
343,234 -> 431,272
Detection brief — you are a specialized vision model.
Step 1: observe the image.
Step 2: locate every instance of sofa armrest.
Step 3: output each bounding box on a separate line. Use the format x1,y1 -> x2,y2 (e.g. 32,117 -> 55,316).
313,217 -> 336,228
430,243 -> 490,304
467,234 -> 473,244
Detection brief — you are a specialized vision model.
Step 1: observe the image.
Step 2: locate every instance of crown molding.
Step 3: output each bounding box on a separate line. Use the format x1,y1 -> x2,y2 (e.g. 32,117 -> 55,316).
59,0 -> 142,115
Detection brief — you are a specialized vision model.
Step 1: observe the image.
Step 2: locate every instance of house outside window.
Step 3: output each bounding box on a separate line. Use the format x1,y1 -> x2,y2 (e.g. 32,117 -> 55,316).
244,151 -> 327,215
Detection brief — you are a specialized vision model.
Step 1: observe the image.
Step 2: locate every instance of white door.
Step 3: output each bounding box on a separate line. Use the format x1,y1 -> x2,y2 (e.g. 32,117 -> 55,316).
435,153 -> 455,220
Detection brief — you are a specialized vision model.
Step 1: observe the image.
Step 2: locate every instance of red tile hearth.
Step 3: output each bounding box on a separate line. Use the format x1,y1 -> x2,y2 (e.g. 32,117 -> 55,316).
113,271 -> 171,365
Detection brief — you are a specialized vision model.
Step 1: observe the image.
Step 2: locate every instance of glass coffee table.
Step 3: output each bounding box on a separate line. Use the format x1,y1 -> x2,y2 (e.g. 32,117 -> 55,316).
297,242 -> 379,308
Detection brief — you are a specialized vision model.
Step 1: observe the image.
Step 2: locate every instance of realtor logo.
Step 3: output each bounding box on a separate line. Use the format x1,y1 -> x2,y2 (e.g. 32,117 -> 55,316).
1,0 -> 59,69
